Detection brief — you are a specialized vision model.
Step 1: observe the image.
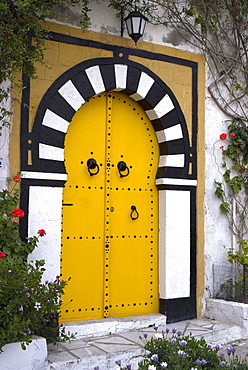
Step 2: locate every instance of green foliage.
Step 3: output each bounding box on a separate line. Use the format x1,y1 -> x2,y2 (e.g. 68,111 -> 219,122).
0,0 -> 90,126
0,259 -> 72,351
214,121 -> 248,238
112,328 -> 248,370
214,181 -> 225,198
0,176 -> 74,351
0,176 -> 37,260
0,0 -> 75,82
214,122 -> 248,301
228,240 -> 248,266
228,239 -> 248,301
220,202 -> 231,214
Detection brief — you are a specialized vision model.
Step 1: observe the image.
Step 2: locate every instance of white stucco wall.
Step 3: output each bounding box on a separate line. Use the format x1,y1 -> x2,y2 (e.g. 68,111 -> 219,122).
0,80 -> 11,190
28,186 -> 63,282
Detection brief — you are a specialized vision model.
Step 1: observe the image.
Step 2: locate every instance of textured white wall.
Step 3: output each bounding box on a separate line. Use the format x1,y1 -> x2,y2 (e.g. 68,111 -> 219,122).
204,96 -> 234,300
0,80 -> 11,190
28,186 -> 63,282
159,189 -> 191,299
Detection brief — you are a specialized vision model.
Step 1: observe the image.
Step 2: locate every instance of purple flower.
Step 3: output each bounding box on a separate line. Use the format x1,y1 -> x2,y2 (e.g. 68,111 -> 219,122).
165,328 -> 170,333
180,340 -> 187,347
226,347 -> 232,355
22,332 -> 27,336
201,359 -> 207,365
171,338 -> 177,345
215,344 -> 221,351
177,331 -> 182,336
219,353 -> 225,358
153,325 -> 158,331
93,367 -> 99,370
231,346 -> 236,353
196,359 -> 202,366
27,330 -> 31,335
7,270 -> 11,274
125,365 -> 131,370
172,328 -> 177,333
25,293 -> 30,297
19,306 -> 23,312
143,333 -> 148,338
178,350 -> 186,357
151,354 -> 159,362
220,361 -> 226,367
115,360 -> 121,366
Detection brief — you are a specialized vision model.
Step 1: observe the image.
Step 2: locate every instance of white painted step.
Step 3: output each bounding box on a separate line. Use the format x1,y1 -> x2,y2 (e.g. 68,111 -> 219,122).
61,313 -> 167,339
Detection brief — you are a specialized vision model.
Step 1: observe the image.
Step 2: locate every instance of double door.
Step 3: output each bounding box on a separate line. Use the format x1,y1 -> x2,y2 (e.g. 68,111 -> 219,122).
60,92 -> 159,321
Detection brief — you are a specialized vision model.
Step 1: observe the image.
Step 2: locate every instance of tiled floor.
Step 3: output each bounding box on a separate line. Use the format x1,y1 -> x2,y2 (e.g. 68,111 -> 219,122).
47,317 -> 248,370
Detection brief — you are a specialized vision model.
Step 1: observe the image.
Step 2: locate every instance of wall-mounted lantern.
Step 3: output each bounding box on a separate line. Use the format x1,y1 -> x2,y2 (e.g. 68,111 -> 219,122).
124,9 -> 148,45
120,1 -> 148,45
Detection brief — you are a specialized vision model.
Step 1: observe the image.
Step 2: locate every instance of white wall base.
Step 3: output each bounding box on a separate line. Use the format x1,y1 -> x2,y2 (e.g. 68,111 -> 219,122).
205,298 -> 248,333
0,336 -> 49,370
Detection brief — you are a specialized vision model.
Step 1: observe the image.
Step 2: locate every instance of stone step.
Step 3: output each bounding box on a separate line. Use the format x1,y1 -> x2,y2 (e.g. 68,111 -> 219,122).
61,313 -> 167,339
47,317 -> 247,370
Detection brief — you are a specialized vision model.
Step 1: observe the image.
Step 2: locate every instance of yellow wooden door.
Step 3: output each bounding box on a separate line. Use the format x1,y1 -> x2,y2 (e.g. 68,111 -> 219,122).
60,92 -> 159,322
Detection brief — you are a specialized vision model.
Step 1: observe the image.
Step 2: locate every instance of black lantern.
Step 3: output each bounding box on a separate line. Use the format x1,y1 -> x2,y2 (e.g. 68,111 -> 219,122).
124,9 -> 148,44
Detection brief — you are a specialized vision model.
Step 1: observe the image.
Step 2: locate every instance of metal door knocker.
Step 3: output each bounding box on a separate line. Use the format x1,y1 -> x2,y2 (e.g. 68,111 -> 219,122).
87,158 -> 100,176
117,161 -> 130,178
130,205 -> 139,220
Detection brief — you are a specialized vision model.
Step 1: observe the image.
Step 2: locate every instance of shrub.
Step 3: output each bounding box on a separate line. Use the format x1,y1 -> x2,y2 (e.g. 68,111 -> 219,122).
0,176 -> 74,351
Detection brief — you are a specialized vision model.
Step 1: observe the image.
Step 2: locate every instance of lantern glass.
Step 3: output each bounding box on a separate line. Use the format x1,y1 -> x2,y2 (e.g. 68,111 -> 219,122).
140,18 -> 146,35
125,17 -> 132,35
132,17 -> 141,34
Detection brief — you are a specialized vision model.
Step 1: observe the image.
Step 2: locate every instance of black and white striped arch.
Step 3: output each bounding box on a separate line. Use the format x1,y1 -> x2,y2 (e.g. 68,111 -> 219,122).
23,58 -> 196,187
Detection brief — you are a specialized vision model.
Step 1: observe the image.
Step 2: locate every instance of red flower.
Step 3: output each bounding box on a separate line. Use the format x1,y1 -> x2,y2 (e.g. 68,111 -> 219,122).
220,146 -> 224,149
230,132 -> 236,137
0,252 -> 6,259
12,208 -> 25,218
37,229 -> 46,237
13,175 -> 21,182
220,133 -> 227,140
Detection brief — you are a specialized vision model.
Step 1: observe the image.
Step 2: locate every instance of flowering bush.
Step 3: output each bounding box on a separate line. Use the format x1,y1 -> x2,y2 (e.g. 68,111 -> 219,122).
135,328 -> 248,369
0,176 -> 38,260
215,123 -> 248,301
0,176 -> 74,351
94,327 -> 248,369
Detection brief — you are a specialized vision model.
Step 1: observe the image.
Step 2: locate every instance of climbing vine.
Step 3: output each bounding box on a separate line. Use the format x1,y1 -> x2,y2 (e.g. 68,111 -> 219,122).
214,122 -> 248,299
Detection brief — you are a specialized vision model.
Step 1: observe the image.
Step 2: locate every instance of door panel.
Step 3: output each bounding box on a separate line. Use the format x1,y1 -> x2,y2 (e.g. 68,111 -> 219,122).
60,92 -> 159,322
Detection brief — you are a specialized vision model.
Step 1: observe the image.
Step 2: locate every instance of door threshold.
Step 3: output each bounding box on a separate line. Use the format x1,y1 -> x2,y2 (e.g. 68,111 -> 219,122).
61,313 -> 167,340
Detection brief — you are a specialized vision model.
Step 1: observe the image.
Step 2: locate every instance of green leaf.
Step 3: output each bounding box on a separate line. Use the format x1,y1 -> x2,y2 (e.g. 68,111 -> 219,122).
220,202 -> 230,214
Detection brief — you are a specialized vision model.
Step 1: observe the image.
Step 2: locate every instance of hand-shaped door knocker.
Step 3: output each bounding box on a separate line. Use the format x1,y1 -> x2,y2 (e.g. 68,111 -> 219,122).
87,158 -> 100,176
130,205 -> 139,220
117,161 -> 130,178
